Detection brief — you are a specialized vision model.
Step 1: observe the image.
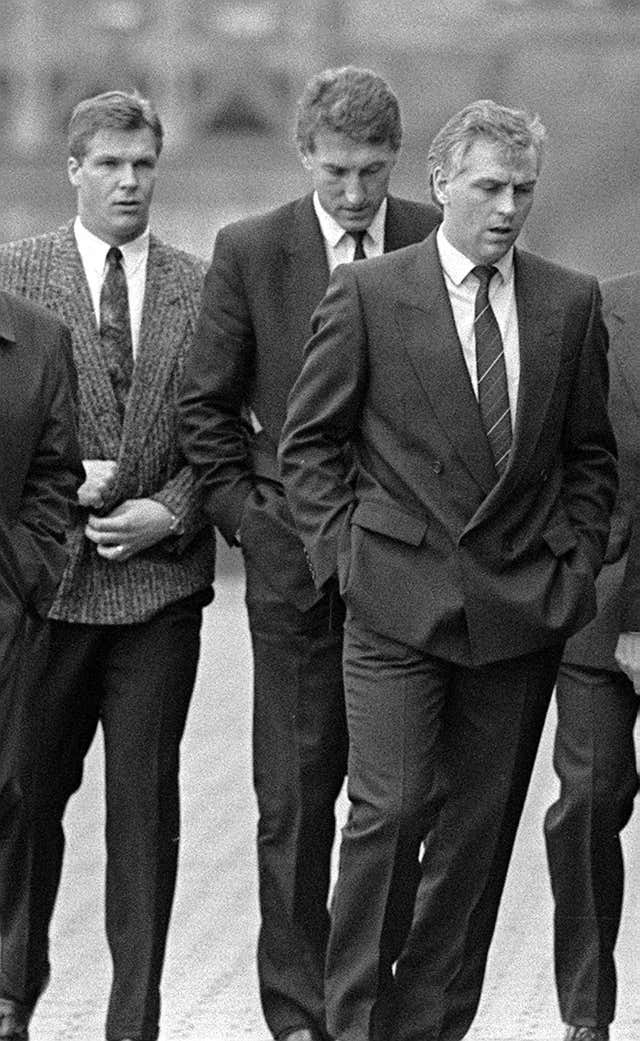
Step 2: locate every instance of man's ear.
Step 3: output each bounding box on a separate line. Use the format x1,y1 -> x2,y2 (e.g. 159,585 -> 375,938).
67,155 -> 82,188
431,167 -> 448,208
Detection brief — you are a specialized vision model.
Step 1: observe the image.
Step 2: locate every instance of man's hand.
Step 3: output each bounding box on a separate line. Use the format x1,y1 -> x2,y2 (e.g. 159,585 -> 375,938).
85,499 -> 174,562
614,632 -> 640,694
78,459 -> 118,510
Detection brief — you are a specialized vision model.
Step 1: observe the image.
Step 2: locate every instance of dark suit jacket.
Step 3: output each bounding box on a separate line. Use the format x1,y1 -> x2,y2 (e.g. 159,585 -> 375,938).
0,289 -> 82,622
0,288 -> 81,852
180,192 -> 440,609
575,273 -> 640,657
0,223 -> 216,625
279,231 -> 617,665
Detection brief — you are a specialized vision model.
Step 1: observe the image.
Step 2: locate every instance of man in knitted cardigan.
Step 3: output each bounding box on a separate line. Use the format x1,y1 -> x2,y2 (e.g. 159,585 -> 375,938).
0,91 -> 215,1041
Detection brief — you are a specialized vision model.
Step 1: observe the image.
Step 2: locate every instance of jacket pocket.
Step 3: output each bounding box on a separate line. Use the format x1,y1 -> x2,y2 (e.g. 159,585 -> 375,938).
351,499 -> 428,546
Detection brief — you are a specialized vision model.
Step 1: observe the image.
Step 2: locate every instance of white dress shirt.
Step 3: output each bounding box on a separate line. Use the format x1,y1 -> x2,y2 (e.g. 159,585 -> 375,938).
73,216 -> 149,357
313,193 -> 387,272
436,226 -> 520,424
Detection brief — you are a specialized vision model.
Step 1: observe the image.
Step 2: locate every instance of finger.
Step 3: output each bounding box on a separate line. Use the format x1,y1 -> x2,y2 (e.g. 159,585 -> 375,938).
96,543 -> 130,561
86,513 -> 124,531
85,524 -> 124,545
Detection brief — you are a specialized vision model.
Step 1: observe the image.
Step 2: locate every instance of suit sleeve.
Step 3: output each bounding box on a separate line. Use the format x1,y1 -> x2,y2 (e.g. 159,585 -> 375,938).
559,279 -> 618,575
12,323 -> 84,616
179,226 -> 255,544
279,264 -> 366,588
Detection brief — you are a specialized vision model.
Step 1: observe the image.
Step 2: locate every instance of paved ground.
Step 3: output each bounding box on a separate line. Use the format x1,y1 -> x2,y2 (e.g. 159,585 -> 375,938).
29,554 -> 640,1041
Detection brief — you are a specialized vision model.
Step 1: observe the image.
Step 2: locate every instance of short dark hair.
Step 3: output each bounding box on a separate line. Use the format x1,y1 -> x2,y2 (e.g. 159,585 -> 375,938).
294,65 -> 402,155
67,90 -> 164,160
427,98 -> 546,194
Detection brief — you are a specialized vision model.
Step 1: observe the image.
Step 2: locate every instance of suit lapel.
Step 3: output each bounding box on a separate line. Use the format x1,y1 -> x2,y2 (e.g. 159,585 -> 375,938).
118,237 -> 187,476
285,195 -> 329,326
395,235 -> 497,494
508,250 -> 565,477
44,224 -> 122,458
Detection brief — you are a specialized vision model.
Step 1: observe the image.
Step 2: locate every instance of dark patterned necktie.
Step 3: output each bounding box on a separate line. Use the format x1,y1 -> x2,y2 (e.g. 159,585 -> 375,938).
349,230 -> 367,260
100,245 -> 133,420
472,264 -> 512,477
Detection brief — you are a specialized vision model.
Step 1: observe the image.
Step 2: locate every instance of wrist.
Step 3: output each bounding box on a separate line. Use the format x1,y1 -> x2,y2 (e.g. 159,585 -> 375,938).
166,510 -> 185,537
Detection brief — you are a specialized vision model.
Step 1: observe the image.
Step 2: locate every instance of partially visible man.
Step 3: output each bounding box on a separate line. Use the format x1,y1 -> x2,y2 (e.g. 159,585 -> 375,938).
0,91 -> 215,1041
0,289 -> 82,1039
545,272 -> 640,1041
279,99 -> 617,1041
180,66 -> 440,1041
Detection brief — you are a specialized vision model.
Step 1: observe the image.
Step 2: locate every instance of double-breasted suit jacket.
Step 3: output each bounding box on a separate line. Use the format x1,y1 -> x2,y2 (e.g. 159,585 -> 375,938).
280,230 -> 618,666
180,192 -> 440,610
0,222 -> 216,624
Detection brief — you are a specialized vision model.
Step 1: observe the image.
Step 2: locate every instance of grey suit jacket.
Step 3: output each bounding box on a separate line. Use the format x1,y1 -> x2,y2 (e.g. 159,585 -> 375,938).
280,232 -> 617,665
0,222 -> 216,624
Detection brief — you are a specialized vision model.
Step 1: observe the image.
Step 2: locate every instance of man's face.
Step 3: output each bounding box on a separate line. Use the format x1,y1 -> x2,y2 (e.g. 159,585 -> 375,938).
67,127 -> 158,245
432,136 -> 538,265
301,129 -> 398,232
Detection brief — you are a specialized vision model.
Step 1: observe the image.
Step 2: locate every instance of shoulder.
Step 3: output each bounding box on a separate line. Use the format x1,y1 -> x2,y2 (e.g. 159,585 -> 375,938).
0,288 -> 72,379
212,196 -> 308,258
600,271 -> 640,312
516,249 -> 599,298
0,287 -> 66,337
148,236 -> 207,283
0,226 -> 65,280
387,195 -> 441,230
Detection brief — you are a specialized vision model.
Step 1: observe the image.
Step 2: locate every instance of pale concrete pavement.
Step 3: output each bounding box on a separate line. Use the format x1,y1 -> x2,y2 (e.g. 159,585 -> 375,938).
29,559 -> 640,1041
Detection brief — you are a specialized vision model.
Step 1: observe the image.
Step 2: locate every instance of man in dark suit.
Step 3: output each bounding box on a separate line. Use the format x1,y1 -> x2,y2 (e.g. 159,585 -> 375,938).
279,99 -> 617,1041
545,273 -> 640,1041
179,66 -> 440,1041
0,92 -> 216,1041
0,290 -> 82,1041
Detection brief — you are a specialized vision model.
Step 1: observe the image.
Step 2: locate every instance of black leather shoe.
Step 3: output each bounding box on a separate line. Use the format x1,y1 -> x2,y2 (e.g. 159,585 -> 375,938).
564,1027 -> 610,1041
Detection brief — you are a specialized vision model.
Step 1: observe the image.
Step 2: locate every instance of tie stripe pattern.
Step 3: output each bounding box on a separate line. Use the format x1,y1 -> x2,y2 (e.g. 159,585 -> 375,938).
473,264 -> 512,476
349,230 -> 367,260
100,245 -> 133,421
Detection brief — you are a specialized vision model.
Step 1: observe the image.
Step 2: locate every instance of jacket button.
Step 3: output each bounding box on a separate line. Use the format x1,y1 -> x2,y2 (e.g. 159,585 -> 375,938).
432,460 -> 444,474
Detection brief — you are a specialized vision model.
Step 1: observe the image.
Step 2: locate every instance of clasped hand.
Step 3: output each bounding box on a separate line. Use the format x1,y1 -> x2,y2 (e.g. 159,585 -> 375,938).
85,498 -> 174,562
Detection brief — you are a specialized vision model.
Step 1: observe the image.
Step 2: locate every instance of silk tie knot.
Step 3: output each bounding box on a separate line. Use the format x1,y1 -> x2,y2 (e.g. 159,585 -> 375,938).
107,245 -> 123,266
472,264 -> 499,294
349,230 -> 367,261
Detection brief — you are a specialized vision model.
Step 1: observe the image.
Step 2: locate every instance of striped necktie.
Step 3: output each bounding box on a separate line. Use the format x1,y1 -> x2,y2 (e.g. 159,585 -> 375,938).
472,264 -> 512,477
348,230 -> 367,260
100,245 -> 133,421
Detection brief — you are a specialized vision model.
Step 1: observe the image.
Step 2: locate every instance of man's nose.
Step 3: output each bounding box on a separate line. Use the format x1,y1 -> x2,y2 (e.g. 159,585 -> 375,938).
343,174 -> 366,204
119,163 -> 138,187
496,186 -> 516,214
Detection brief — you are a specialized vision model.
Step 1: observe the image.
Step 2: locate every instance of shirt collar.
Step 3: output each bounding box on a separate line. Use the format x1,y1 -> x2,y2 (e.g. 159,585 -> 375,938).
436,225 -> 514,287
73,216 -> 150,273
312,192 -> 387,251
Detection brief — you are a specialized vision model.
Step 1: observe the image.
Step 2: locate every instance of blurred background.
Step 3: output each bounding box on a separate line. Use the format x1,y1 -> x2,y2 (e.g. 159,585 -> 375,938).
3,0 -> 640,277
5,6 -> 640,1037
